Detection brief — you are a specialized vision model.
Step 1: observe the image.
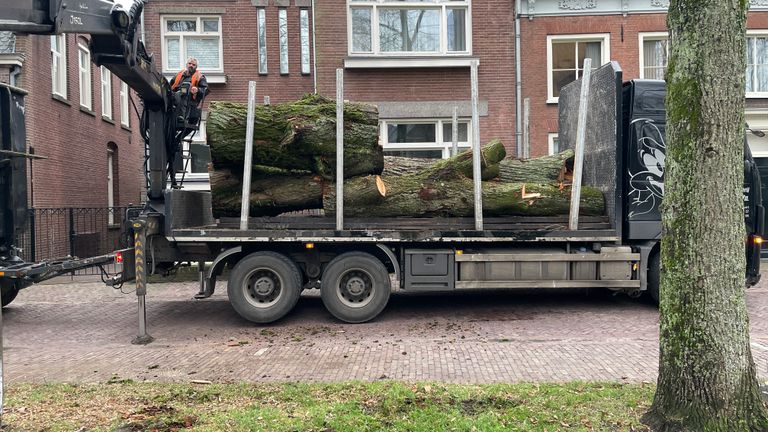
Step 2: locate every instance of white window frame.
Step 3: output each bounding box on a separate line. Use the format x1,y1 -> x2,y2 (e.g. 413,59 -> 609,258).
746,30 -> 768,98
51,35 -> 67,98
548,133 -> 560,155
279,8 -> 289,74
78,43 -> 92,110
120,81 -> 130,127
380,119 -> 472,159
160,15 -> 224,74
107,148 -> 115,225
639,32 -> 669,80
347,0 -> 472,57
300,9 -> 311,75
257,8 -> 268,74
100,66 -> 112,120
546,34 -> 610,103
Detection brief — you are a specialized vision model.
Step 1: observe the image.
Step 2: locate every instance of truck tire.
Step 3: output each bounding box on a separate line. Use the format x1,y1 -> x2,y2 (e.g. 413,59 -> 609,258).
648,252 -> 660,305
227,251 -> 302,323
320,252 -> 390,323
1,280 -> 20,307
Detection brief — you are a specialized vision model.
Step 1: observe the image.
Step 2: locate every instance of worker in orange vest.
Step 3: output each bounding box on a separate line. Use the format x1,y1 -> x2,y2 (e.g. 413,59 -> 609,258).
171,57 -> 209,125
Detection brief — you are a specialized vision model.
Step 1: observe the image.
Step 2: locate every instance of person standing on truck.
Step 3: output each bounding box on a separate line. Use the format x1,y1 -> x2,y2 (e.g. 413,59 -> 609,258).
171,57 -> 209,126
168,57 -> 209,188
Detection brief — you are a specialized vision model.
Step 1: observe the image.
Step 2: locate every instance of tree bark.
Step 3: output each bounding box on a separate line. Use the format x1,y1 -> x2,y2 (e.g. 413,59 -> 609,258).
206,94 -> 382,178
384,149 -> 574,185
499,149 -> 574,184
642,0 -> 768,430
325,177 -> 603,217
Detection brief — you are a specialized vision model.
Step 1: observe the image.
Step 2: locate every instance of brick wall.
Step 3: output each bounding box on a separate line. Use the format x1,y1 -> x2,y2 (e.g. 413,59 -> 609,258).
144,0 -> 518,155
521,11 -> 768,156
143,0 -> 315,107
11,34 -> 143,208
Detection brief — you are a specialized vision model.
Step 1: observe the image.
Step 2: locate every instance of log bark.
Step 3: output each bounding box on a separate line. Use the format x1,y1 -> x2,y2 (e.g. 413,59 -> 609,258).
385,148 -> 574,185
210,169 -> 324,217
325,177 -> 603,217
499,149 -> 574,183
211,170 -> 387,217
206,94 -> 382,178
641,0 -> 768,429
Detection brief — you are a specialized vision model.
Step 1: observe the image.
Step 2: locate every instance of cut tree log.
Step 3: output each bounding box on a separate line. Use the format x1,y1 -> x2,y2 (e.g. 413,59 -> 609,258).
325,177 -> 604,217
210,169 -> 324,217
211,169 -> 387,217
384,148 -> 574,185
499,149 -> 574,184
206,94 -> 382,178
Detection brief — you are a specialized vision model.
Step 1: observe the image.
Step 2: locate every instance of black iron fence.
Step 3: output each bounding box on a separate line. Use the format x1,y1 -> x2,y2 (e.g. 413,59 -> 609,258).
15,207 -> 129,276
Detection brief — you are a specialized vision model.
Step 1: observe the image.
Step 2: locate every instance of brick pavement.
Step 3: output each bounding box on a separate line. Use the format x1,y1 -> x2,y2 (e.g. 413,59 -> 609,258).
3,274 -> 768,384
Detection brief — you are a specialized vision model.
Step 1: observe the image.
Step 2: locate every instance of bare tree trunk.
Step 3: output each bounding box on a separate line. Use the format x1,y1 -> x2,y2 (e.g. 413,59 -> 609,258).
642,0 -> 768,430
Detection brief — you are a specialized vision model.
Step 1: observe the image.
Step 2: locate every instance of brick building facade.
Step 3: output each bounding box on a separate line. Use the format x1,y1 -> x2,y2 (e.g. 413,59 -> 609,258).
0,32 -> 143,209
142,0 -> 516,163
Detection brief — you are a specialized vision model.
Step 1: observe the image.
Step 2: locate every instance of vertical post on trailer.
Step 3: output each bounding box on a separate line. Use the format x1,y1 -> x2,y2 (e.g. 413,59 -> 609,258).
131,219 -> 153,345
336,68 -> 344,231
569,58 -> 592,231
452,106 -> 459,157
470,60 -> 483,231
523,98 -> 530,159
240,81 -> 257,231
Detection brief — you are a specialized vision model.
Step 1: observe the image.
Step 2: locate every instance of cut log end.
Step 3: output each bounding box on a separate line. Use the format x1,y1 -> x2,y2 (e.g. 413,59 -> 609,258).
375,175 -> 387,197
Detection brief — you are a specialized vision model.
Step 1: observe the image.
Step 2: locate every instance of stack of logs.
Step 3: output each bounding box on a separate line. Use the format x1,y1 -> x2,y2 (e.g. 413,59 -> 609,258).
206,94 -> 604,218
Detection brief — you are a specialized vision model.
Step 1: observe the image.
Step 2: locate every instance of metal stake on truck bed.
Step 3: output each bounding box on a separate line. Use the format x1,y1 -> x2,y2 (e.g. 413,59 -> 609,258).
569,58 -> 592,231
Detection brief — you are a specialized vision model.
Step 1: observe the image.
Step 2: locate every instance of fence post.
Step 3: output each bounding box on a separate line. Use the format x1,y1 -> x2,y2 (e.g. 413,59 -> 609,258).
29,210 -> 36,262
68,208 -> 75,257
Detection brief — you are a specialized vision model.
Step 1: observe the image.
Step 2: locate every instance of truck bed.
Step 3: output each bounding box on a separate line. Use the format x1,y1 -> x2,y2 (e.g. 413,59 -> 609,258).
169,215 -> 618,243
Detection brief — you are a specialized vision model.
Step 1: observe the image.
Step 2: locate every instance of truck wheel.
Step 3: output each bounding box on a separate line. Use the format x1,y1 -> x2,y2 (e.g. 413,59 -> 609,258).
227,251 -> 302,323
321,252 -> 390,323
1,280 -> 20,307
648,252 -> 660,305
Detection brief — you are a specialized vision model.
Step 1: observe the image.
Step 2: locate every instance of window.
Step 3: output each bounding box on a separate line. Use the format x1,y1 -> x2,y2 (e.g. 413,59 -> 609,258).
548,133 -> 560,155
100,66 -> 112,119
173,120 -> 212,190
258,9 -> 268,74
107,146 -> 116,225
279,9 -> 289,74
747,32 -> 768,97
300,9 -> 311,75
78,43 -> 92,110
348,0 -> 471,56
381,119 -> 471,158
639,32 -> 669,80
120,81 -> 130,127
547,34 -> 609,102
162,16 -> 223,73
51,35 -> 67,98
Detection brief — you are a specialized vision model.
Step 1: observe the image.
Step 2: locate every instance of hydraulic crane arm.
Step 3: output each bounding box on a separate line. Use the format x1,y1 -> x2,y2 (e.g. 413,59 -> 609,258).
0,0 -> 173,200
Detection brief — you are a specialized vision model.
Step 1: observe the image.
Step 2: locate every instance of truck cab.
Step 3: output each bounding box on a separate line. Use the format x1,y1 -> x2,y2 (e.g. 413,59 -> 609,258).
621,79 -> 763,294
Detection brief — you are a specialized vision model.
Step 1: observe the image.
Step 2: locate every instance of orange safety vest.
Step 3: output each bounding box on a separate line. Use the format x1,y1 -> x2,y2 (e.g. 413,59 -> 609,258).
171,70 -> 202,99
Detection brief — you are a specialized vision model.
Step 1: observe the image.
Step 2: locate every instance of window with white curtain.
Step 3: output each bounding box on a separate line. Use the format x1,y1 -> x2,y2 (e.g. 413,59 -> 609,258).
120,81 -> 130,127
161,16 -> 223,73
100,66 -> 112,119
349,0 -> 471,56
279,9 -> 289,74
547,34 -> 610,102
548,133 -> 560,155
300,9 -> 311,75
51,35 -> 67,98
78,43 -> 92,109
639,32 -> 669,80
258,9 -> 268,74
381,119 -> 471,159
747,32 -> 768,97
